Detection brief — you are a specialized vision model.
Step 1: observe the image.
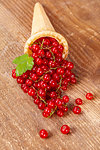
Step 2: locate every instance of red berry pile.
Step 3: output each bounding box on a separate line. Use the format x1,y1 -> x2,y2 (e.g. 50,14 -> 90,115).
12,37 -> 76,118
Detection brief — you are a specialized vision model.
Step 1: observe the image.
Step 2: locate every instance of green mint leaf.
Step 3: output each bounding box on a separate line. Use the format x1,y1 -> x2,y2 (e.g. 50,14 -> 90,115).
13,54 -> 34,76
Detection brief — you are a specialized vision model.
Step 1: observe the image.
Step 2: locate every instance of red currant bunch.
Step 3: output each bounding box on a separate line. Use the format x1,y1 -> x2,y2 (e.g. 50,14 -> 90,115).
12,37 -> 76,118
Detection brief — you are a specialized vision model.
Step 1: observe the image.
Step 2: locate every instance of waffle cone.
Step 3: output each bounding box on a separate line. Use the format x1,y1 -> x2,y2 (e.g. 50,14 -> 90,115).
24,2 -> 68,58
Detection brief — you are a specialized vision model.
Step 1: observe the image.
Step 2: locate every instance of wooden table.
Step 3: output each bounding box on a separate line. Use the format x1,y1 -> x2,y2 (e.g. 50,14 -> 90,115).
0,0 -> 100,150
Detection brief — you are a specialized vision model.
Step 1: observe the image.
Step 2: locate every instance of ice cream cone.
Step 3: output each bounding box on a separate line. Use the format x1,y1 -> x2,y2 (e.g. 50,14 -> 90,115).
24,2 -> 68,58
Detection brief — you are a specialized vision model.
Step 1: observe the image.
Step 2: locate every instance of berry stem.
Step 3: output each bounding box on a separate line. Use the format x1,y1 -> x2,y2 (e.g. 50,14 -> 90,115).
48,106 -> 57,118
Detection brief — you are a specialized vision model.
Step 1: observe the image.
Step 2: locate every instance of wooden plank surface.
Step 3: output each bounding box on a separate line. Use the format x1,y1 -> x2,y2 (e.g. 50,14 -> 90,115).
0,0 -> 100,150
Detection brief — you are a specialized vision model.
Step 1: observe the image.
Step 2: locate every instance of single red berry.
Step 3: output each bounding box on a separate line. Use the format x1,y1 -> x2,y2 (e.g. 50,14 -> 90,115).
17,77 -> 25,84
49,37 -> 57,43
57,68 -> 64,75
52,73 -> 60,82
46,51 -> 52,58
40,81 -> 47,89
38,89 -> 46,97
23,85 -> 29,93
31,66 -> 38,73
44,107 -> 51,114
75,98 -> 82,105
36,67 -> 43,76
55,98 -> 63,106
61,85 -> 67,91
32,52 -> 38,59
39,129 -> 48,138
34,98 -> 40,105
73,106 -> 81,114
50,91 -> 57,98
12,69 -> 17,79
41,65 -> 49,72
65,69 -> 71,76
63,106 -> 68,112
58,44 -> 64,53
61,125 -> 70,134
43,38 -> 50,45
62,79 -> 68,86
86,93 -> 93,100
25,79 -> 33,86
42,111 -> 49,118
28,88 -> 35,96
67,62 -> 74,70
46,85 -> 51,91
31,44 -> 39,52
30,73 -> 38,81
70,73 -> 75,79
52,41 -> 59,47
35,57 -> 43,65
43,74 -> 51,82
51,47 -> 58,54
42,58 -> 48,65
49,79 -> 57,88
57,110 -> 64,117
48,101 -> 55,109
38,102 -> 45,110
38,49 -> 45,57
22,72 -> 28,79
71,78 -> 76,84
63,95 -> 69,103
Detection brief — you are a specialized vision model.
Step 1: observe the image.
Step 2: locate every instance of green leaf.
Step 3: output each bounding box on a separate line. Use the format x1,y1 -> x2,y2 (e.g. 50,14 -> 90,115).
13,54 -> 34,76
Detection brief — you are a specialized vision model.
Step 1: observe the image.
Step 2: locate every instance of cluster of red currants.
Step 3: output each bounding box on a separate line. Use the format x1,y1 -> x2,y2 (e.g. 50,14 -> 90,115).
12,37 -> 77,118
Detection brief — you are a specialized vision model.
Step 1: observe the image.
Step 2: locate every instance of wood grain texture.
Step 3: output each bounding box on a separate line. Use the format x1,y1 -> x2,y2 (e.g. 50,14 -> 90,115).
0,0 -> 100,150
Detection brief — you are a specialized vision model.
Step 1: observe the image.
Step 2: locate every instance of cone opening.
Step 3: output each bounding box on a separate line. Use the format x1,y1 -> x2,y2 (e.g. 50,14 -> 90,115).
24,31 -> 68,58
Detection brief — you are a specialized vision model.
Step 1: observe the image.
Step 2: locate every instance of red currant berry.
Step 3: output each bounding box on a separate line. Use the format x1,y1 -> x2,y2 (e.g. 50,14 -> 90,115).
52,41 -> 59,47
61,125 -> 70,134
32,52 -> 38,59
25,79 -> 33,86
40,81 -> 47,89
55,98 -> 63,106
30,73 -> 38,81
42,58 -> 48,65
22,72 -> 28,79
61,85 -> 67,91
65,69 -> 71,76
36,67 -> 43,76
46,51 -> 52,58
17,77 -> 25,84
57,110 -> 64,117
67,62 -> 74,70
58,44 -> 64,53
52,73 -> 60,82
38,89 -> 46,97
63,106 -> 68,112
23,85 -> 29,93
43,38 -> 50,45
49,79 -> 57,88
73,106 -> 81,114
39,129 -> 48,138
50,91 -> 57,98
75,98 -> 82,105
86,93 -> 93,100
12,69 -> 17,79
38,102 -> 45,110
70,73 -> 75,78
57,68 -> 64,75
32,44 -> 39,52
71,78 -> 76,84
44,107 -> 51,114
43,74 -> 51,82
42,111 -> 49,118
51,47 -> 58,54
35,57 -> 43,65
48,101 -> 55,109
34,98 -> 40,105
38,49 -> 45,57
46,85 -> 51,91
28,88 -> 35,96
63,95 -> 69,103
